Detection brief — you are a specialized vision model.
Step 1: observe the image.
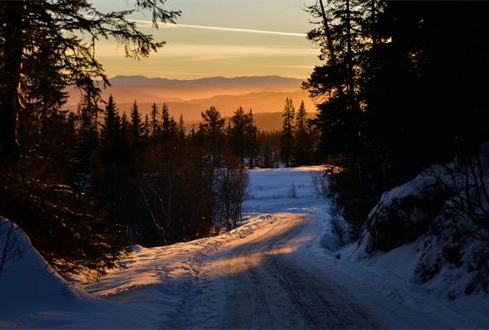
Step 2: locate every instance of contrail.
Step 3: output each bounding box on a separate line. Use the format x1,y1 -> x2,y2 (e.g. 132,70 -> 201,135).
133,20 -> 307,37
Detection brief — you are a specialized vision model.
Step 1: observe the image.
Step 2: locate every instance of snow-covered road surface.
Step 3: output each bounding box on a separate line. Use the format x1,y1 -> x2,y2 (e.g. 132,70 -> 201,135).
2,166 -> 489,329
196,213 -> 377,329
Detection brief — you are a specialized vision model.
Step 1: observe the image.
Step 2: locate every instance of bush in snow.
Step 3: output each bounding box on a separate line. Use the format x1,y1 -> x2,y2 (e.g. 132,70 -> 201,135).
325,166 -> 377,240
311,169 -> 350,246
310,171 -> 329,199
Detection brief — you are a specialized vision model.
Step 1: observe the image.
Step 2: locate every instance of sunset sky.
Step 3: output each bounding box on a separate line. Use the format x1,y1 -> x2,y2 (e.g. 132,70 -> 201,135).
92,0 -> 319,79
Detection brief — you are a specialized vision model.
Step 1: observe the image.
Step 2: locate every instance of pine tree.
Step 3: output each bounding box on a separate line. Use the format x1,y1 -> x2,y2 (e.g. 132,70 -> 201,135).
280,98 -> 295,167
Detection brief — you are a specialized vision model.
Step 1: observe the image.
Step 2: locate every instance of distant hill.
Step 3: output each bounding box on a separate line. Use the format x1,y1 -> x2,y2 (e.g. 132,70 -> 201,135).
67,75 -> 307,103
66,75 -> 317,131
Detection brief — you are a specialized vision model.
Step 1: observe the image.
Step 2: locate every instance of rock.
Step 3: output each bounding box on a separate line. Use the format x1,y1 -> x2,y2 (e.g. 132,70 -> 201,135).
365,169 -> 452,253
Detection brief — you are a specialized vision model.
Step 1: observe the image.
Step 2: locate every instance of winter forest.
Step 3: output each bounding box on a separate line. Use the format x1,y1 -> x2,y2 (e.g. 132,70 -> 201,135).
1,0 -> 489,328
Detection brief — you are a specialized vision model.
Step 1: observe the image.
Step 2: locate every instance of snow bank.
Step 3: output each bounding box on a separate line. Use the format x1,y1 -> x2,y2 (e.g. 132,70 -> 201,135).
365,165 -> 451,253
0,219 -> 89,324
351,143 -> 489,299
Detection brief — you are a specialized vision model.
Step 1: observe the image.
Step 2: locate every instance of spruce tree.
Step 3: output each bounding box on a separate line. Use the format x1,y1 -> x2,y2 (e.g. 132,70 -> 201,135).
143,114 -> 150,141
262,145 -> 273,168
130,101 -> 143,154
100,95 -> 120,163
229,107 -> 247,163
77,98 -> 99,173
199,106 -> 226,166
160,103 -> 178,141
244,109 -> 259,169
178,115 -> 186,140
150,103 -> 160,138
280,98 -> 295,167
293,101 -> 312,166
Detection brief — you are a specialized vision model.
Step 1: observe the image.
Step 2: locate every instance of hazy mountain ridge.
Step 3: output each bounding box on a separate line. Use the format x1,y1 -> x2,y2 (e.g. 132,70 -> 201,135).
66,75 -> 316,131
109,75 -> 303,88
68,75 -> 306,103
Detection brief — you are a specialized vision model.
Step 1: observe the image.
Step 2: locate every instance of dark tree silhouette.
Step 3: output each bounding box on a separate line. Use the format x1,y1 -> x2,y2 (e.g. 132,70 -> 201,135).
280,98 -> 295,167
0,0 -> 179,159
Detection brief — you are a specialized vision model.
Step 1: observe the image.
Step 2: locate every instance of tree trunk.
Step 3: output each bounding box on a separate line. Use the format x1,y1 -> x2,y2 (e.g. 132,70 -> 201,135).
345,0 -> 355,109
0,2 -> 24,159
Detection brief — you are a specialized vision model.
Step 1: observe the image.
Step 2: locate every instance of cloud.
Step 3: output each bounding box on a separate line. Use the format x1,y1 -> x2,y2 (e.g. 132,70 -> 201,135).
133,20 -> 307,38
96,42 -> 318,60
157,44 -> 318,59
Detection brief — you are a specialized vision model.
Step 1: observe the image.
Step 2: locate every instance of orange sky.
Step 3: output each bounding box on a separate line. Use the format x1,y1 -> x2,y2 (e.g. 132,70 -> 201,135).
91,0 -> 319,79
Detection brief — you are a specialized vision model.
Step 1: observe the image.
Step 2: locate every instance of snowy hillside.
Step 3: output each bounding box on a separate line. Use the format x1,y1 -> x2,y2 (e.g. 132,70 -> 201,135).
1,166 -> 489,328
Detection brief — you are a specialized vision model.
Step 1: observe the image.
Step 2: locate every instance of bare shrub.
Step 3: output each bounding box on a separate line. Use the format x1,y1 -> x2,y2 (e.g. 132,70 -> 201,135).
330,212 -> 348,246
311,171 -> 329,198
311,167 -> 350,245
214,165 -> 249,231
431,153 -> 489,242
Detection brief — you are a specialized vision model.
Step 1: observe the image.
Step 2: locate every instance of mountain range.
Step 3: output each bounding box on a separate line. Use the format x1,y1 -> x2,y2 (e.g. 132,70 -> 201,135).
67,75 -> 316,130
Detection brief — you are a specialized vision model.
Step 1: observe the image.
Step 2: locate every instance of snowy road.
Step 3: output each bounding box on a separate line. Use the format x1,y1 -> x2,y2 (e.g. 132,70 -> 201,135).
3,166 -> 489,328
196,214 -> 377,329
159,212 -> 483,329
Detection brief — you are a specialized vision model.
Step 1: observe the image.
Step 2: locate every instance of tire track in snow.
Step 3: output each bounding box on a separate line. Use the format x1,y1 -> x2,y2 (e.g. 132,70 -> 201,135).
219,214 -> 378,329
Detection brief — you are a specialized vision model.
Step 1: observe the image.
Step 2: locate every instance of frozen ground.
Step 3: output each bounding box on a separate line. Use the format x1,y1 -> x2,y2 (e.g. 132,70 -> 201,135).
1,166 -> 488,328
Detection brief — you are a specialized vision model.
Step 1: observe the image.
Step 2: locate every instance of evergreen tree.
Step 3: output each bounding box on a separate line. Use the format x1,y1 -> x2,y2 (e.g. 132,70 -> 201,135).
130,101 -> 143,153
0,0 -> 179,159
261,145 -> 273,168
160,103 -> 177,140
280,98 -> 295,167
229,107 -> 247,163
150,103 -> 160,138
199,106 -> 226,165
244,109 -> 259,169
117,112 -> 132,177
143,114 -> 150,141
100,95 -> 120,163
77,97 -> 99,173
293,101 -> 312,166
178,114 -> 186,140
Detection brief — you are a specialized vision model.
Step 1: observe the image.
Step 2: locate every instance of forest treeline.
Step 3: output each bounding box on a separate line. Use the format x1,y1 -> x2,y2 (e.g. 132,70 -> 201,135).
304,1 -> 489,239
